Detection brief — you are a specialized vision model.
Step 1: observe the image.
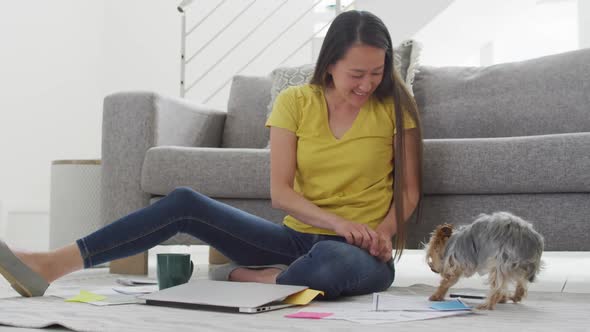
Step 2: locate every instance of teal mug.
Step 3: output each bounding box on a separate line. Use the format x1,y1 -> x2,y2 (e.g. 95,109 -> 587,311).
156,253 -> 194,290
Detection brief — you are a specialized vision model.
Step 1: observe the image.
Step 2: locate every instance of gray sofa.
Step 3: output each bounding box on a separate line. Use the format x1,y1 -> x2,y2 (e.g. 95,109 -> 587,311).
101,48 -> 590,272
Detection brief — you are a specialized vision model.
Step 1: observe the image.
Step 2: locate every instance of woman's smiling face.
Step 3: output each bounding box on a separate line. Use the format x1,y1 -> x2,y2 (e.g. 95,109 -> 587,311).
327,44 -> 386,109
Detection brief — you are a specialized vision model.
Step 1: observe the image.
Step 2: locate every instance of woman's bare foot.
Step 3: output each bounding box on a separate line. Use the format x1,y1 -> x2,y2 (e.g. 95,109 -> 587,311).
228,267 -> 283,284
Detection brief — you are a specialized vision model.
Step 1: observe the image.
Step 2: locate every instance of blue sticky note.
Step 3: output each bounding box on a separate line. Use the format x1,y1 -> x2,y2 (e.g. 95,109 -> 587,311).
430,299 -> 472,311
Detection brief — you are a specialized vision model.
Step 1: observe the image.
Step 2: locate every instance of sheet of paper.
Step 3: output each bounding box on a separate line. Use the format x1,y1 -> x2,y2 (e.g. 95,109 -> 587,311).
84,294 -> 144,306
325,309 -> 471,324
113,285 -> 159,295
287,306 -> 471,324
298,300 -> 369,312
51,285 -> 118,298
61,289 -> 143,306
116,277 -> 158,286
372,293 -> 437,311
283,289 -> 324,305
285,293 -> 473,324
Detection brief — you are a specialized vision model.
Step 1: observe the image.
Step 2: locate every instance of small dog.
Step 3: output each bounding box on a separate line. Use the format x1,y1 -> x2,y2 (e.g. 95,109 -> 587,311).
424,212 -> 544,310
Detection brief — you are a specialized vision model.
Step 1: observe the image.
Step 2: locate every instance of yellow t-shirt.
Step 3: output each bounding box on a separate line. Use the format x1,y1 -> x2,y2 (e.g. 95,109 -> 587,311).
265,84 -> 416,235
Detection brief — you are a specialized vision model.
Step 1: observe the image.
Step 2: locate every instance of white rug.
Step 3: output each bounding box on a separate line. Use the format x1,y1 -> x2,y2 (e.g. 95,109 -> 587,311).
1,249 -> 588,331
1,281 -> 589,332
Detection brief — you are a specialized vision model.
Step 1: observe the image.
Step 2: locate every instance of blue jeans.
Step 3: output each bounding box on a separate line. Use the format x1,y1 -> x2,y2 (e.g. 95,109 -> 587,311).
76,187 -> 395,299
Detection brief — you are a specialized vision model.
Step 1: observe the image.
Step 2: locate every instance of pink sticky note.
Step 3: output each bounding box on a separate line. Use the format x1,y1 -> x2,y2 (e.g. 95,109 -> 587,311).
285,312 -> 333,319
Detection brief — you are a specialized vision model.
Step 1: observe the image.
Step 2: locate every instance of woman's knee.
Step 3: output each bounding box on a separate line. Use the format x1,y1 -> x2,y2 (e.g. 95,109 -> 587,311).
165,187 -> 213,218
279,241 -> 394,299
168,187 -> 204,204
169,186 -> 196,197
312,241 -> 392,297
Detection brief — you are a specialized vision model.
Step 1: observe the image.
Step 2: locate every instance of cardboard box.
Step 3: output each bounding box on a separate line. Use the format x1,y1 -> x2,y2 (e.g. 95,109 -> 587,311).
209,247 -> 230,265
109,252 -> 148,275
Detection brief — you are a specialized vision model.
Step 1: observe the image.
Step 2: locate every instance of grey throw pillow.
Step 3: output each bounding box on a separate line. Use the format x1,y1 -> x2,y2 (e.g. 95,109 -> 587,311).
394,39 -> 421,94
265,39 -> 421,148
266,64 -> 315,121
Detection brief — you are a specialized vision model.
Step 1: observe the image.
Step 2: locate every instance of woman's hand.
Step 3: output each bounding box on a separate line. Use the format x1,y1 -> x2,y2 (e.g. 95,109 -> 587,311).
373,222 -> 395,262
332,220 -> 392,261
373,231 -> 393,262
333,220 -> 379,252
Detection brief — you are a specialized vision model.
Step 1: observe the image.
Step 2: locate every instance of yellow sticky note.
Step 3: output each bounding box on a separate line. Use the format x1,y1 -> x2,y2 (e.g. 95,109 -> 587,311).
65,290 -> 107,303
283,289 -> 324,305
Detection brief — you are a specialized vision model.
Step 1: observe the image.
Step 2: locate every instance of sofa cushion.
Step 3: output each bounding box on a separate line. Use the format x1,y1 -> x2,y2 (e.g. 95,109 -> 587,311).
423,133 -> 590,195
221,75 -> 272,148
141,146 -> 270,198
143,133 -> 588,198
414,48 -> 590,139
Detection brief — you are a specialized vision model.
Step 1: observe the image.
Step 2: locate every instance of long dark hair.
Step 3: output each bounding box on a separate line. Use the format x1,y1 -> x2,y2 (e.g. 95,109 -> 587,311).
311,10 -> 423,259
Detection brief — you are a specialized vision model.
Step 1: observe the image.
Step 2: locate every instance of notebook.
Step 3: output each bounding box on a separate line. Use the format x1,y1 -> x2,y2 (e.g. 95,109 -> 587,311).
139,279 -> 309,313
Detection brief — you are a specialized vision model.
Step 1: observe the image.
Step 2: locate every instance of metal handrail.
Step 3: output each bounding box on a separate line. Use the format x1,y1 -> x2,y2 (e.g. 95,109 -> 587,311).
185,0 -> 257,65
203,0 -> 325,103
179,0 -> 352,100
180,0 -> 231,97
184,0 -> 290,95
186,0 -> 228,37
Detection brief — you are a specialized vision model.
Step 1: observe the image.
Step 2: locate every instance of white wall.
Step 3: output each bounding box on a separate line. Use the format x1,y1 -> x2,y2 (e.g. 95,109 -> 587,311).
580,0 -> 590,48
399,0 -> 540,66
101,0 -> 178,100
355,0 -> 455,45
102,0 -> 314,109
0,0 -> 315,247
0,1 -> 104,247
358,0 -> 582,66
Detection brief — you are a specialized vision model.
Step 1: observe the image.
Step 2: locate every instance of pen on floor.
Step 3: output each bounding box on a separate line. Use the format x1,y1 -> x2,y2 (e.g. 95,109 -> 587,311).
449,293 -> 486,300
372,293 -> 380,311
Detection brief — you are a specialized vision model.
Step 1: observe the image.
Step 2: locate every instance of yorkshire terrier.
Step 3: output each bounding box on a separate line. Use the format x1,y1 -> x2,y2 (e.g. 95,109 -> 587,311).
424,212 -> 544,310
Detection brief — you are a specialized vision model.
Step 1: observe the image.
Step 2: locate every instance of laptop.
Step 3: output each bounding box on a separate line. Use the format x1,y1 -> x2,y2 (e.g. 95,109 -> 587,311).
139,279 -> 308,313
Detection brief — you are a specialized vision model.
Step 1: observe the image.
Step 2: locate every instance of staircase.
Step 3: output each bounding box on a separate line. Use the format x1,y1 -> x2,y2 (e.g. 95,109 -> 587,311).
177,0 -> 355,108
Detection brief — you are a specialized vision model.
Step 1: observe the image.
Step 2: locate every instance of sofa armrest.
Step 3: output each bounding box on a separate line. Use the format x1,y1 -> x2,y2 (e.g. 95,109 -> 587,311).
101,91 -> 226,227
